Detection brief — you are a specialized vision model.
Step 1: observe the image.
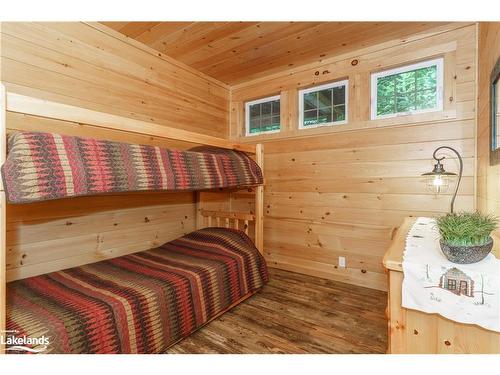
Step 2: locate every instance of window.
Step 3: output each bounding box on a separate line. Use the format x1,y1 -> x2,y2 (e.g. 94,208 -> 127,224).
459,280 -> 468,293
299,80 -> 348,129
447,279 -> 456,290
371,58 -> 444,120
245,95 -> 281,136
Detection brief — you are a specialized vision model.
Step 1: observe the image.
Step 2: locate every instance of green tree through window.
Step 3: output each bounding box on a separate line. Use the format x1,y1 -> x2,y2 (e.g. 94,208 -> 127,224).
300,80 -> 348,128
375,61 -> 441,117
246,97 -> 281,135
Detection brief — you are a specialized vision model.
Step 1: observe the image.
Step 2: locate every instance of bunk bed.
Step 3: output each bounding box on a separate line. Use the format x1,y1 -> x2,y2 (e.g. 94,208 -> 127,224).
0,84 -> 267,354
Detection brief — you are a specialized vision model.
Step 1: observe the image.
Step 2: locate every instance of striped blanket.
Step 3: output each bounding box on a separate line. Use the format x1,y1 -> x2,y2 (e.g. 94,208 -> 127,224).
1,132 -> 263,204
6,228 -> 268,354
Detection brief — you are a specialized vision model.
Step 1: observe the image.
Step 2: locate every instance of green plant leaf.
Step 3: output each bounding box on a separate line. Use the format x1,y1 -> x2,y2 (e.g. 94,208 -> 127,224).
436,212 -> 498,246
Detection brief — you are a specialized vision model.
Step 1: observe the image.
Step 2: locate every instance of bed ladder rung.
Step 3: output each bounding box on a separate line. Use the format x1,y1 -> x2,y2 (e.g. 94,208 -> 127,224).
198,209 -> 255,233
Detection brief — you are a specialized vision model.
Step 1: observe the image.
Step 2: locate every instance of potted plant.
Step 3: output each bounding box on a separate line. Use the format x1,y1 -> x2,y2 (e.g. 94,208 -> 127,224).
437,212 -> 498,264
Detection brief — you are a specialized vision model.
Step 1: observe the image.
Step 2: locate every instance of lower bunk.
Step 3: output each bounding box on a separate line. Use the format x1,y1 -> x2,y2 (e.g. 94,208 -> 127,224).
5,227 -> 269,354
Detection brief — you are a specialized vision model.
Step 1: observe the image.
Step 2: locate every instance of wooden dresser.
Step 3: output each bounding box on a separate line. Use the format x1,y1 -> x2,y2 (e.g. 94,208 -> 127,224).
383,217 -> 500,354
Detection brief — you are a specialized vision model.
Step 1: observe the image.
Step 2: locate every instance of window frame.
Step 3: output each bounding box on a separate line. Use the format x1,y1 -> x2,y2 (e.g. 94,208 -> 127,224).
244,95 -> 281,137
370,57 -> 444,120
298,79 -> 349,130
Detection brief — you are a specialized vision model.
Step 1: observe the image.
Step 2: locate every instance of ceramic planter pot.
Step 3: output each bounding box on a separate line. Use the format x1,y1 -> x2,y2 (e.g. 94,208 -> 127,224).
439,237 -> 493,264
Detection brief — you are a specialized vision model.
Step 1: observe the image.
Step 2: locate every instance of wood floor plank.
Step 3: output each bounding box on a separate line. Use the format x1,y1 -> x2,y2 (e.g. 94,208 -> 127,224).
168,268 -> 387,353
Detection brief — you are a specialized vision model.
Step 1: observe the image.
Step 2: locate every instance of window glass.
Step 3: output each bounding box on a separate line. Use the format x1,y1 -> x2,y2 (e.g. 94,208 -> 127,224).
372,58 -> 443,119
246,96 -> 281,135
299,81 -> 348,128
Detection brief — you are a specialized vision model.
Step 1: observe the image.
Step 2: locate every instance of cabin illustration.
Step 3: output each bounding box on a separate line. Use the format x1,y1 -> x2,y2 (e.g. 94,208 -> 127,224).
438,267 -> 474,297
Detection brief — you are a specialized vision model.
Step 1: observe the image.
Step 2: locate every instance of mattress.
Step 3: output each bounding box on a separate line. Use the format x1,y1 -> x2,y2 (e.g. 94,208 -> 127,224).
1,131 -> 263,204
5,227 -> 269,354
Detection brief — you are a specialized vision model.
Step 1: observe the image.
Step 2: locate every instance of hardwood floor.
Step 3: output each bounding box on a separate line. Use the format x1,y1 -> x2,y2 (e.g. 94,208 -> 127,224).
168,268 -> 388,354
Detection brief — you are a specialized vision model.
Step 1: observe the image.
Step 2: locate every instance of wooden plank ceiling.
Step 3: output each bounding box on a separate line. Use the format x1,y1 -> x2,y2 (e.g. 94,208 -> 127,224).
101,22 -> 449,85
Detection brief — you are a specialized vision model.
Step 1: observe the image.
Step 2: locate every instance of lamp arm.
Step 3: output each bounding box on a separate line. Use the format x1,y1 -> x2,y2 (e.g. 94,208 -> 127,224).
432,146 -> 463,213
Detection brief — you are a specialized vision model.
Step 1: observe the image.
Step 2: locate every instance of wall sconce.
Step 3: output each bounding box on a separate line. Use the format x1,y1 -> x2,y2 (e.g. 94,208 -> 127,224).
421,146 -> 463,213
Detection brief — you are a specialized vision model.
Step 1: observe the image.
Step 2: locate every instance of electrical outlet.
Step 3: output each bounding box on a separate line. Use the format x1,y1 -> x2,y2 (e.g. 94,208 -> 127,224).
338,256 -> 346,268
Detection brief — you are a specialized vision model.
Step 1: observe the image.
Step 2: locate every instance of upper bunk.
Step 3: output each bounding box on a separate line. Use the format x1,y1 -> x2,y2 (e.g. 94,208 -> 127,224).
0,85 -> 263,204
2,131 -> 263,204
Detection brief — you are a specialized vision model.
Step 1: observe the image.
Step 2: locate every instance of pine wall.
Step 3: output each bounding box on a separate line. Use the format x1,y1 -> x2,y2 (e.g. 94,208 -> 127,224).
0,22 -> 485,291
0,22 -> 230,280
230,23 -> 477,290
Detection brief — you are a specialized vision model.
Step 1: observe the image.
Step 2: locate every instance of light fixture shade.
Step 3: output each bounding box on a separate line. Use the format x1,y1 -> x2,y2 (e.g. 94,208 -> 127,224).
424,174 -> 452,194
422,146 -> 463,213
422,161 -> 458,195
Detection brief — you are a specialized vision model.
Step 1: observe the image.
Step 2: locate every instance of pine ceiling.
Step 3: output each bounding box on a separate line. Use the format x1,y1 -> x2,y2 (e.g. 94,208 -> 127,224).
101,22 -> 449,85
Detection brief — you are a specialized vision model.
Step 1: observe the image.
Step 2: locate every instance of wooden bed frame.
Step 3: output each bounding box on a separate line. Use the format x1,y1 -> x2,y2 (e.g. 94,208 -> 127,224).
0,82 -> 264,353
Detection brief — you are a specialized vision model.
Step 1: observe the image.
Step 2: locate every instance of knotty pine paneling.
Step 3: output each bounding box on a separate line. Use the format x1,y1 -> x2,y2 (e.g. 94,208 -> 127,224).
230,23 -> 478,291
477,22 -> 500,257
103,22 -> 454,85
0,22 -> 229,138
0,22 -> 231,279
